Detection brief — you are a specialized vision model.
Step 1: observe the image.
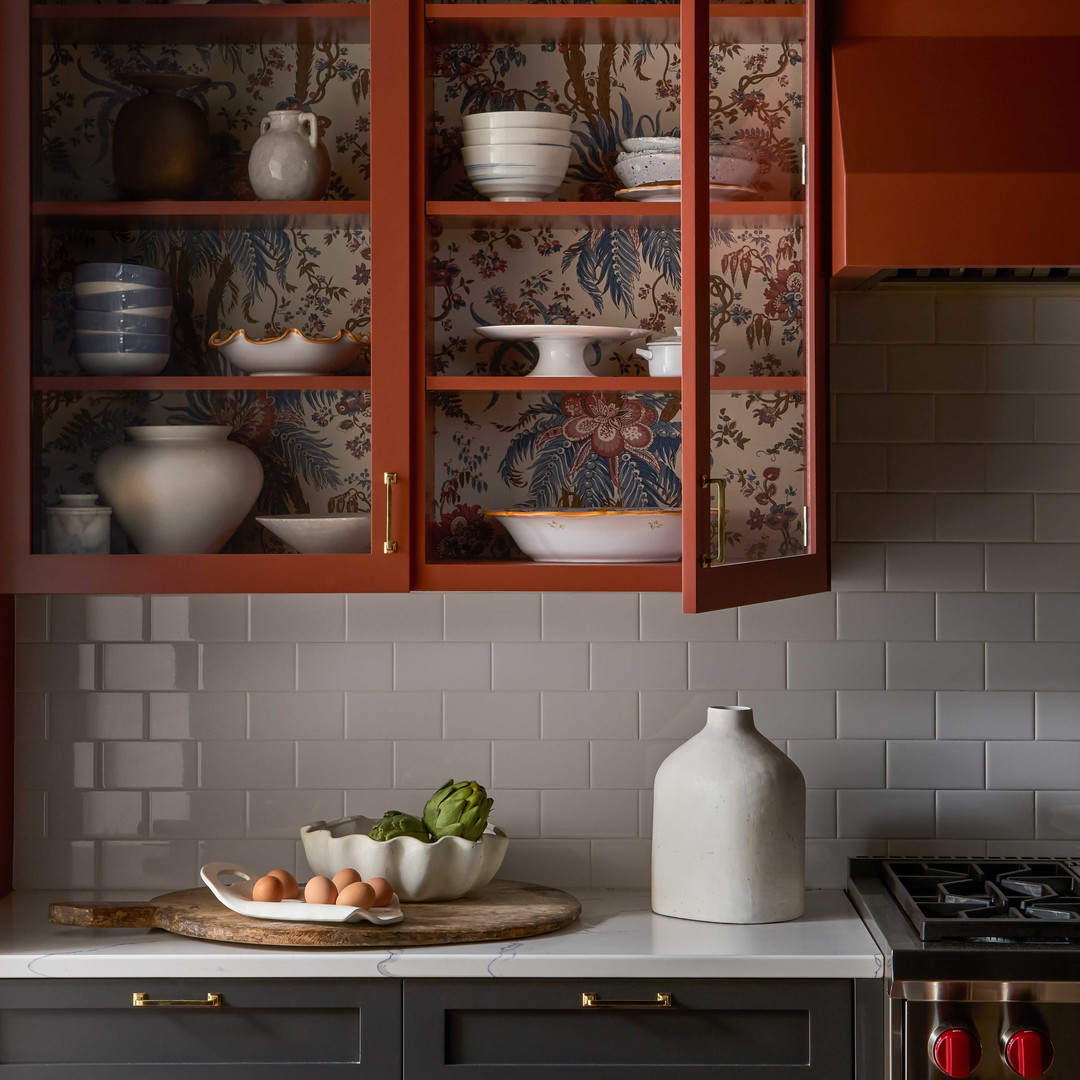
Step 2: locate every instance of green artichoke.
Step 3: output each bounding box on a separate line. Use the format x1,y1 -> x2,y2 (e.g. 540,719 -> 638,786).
422,779 -> 493,842
368,810 -> 432,843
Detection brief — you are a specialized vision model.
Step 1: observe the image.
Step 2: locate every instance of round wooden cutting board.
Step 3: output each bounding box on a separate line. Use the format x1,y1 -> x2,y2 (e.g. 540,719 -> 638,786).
49,879 -> 581,948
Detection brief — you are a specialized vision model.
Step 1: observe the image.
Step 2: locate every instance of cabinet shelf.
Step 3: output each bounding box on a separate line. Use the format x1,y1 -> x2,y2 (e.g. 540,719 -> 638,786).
31,4 -> 370,45
34,201 -> 371,228
33,377 -> 372,392
427,201 -> 805,228
425,4 -> 805,44
417,559 -> 681,593
426,376 -> 806,392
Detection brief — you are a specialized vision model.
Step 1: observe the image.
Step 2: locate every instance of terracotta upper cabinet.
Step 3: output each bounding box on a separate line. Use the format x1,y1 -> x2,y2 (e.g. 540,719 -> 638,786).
1,0 -> 825,612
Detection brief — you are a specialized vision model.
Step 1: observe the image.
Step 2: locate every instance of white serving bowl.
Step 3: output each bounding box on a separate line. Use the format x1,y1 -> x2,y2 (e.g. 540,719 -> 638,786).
301,815 -> 510,902
257,513 -> 371,554
75,309 -> 170,337
461,127 -> 573,148
614,150 -> 759,189
485,508 -> 681,563
77,286 -> 173,317
73,262 -> 171,297
208,327 -> 368,376
462,110 -> 573,132
621,135 -> 681,153
75,331 -> 170,376
463,143 -> 571,202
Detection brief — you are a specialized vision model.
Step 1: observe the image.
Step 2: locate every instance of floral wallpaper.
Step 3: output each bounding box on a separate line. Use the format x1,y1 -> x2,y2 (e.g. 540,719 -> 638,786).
41,223 -> 372,377
36,18 -> 807,567
428,388 -> 804,563
37,390 -> 373,554
41,40 -> 370,201
431,40 -> 803,202
430,223 -> 803,378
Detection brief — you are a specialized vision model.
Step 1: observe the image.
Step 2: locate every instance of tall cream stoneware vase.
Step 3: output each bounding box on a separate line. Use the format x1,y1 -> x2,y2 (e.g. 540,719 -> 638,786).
651,705 -> 806,924
95,425 -> 263,554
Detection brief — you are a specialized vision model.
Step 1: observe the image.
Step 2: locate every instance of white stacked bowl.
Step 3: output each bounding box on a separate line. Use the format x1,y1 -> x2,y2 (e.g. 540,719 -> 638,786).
73,263 -> 173,375
461,111 -> 573,202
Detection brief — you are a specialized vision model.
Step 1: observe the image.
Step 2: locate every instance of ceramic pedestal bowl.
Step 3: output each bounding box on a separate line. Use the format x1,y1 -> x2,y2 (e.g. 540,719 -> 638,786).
486,508 -> 682,563
257,513 -> 371,554
476,324 -> 648,377
209,328 -> 368,376
301,815 -> 509,902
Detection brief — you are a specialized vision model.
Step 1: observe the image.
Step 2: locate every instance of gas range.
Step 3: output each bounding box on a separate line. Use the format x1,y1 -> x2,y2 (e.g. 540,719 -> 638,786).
848,857 -> 1080,1080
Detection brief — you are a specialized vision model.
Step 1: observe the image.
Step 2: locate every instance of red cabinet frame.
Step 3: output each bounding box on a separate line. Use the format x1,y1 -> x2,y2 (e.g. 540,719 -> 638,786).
1,1 -> 827,613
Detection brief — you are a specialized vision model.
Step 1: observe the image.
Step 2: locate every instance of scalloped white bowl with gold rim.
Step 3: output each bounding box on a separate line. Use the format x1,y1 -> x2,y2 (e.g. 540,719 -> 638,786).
485,508 -> 681,563
208,327 -> 368,376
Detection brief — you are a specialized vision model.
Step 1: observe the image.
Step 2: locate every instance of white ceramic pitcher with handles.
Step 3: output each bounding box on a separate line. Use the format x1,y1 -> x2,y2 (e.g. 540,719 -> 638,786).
248,110 -> 331,201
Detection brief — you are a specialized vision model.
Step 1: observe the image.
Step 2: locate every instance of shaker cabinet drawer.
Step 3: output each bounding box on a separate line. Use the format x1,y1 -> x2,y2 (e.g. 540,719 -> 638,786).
0,979 -> 401,1079
403,979 -> 853,1079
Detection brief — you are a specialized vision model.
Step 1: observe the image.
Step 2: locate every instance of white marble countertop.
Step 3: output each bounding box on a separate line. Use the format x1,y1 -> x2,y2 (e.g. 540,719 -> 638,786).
0,888 -> 882,980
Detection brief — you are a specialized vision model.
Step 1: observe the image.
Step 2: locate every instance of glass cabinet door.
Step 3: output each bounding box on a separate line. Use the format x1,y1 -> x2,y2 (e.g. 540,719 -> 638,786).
5,1 -> 412,593
680,0 -> 827,612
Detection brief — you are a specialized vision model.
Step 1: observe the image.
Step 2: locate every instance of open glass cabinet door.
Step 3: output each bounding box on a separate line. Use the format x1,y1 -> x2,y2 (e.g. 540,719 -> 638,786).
680,0 -> 828,614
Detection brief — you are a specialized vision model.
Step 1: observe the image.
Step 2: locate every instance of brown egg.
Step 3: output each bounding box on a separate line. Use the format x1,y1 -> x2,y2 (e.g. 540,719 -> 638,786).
336,881 -> 376,909
251,874 -> 285,903
303,875 -> 338,905
364,877 -> 394,907
331,867 -> 362,891
266,868 -> 299,900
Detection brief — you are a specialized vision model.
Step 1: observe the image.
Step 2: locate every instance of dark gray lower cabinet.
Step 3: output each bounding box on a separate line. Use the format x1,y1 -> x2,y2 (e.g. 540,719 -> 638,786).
0,979 -> 401,1079
0,976 -> 877,1078
404,979 -> 857,1079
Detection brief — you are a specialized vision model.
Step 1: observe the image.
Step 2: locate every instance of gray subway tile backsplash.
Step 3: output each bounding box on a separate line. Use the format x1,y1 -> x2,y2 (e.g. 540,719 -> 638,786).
15,288 -> 1080,892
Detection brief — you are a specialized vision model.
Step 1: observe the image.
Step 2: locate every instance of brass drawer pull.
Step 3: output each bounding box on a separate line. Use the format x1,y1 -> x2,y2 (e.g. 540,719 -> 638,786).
384,471 -> 399,554
700,475 -> 727,568
582,992 -> 672,1008
132,992 -> 222,1008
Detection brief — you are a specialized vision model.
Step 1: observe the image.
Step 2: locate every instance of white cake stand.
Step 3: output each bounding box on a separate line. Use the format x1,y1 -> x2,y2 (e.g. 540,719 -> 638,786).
476,324 -> 649,377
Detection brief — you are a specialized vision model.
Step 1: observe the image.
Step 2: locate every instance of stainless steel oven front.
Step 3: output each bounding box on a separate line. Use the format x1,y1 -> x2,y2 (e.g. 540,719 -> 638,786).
892,980 -> 1080,1079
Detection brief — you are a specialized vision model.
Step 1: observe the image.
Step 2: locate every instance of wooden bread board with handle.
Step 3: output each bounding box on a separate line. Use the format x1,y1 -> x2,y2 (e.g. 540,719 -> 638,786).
49,878 -> 580,948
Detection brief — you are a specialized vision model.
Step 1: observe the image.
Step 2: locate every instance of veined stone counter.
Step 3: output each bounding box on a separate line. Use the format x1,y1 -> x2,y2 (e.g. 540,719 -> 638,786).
0,888 -> 882,980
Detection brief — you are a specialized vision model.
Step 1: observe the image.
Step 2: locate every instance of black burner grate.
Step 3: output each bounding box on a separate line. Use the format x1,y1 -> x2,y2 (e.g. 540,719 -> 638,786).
879,859 -> 1080,942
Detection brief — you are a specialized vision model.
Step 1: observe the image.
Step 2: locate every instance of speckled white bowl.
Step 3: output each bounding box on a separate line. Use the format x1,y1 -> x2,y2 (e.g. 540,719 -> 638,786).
301,815 -> 509,902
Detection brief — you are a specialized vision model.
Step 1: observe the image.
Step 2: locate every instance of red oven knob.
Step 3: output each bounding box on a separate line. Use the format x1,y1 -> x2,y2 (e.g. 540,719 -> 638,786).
1004,1030 -> 1053,1078
932,1028 -> 981,1078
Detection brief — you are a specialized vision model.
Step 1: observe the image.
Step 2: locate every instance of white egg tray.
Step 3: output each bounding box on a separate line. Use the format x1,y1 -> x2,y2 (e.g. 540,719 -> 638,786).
200,862 -> 404,925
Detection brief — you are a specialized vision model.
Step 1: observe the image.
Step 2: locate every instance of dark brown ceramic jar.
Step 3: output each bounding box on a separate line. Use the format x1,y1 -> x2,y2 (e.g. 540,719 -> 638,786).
112,73 -> 211,200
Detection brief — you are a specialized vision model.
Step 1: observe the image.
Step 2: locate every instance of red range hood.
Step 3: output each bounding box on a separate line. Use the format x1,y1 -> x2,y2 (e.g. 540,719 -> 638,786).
832,0 -> 1080,285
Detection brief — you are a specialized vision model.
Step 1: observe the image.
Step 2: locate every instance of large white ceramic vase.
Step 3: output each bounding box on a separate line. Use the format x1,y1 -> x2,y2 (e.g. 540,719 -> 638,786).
95,425 -> 263,554
651,705 -> 805,924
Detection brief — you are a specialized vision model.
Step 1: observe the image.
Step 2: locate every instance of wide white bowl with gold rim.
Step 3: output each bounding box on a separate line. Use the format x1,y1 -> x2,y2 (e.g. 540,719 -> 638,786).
208,327 -> 368,376
301,815 -> 509,902
485,508 -> 681,563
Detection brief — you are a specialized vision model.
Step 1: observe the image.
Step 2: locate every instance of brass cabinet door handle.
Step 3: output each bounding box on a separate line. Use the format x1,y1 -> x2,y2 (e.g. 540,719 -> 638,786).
132,992 -> 222,1008
582,992 -> 672,1008
384,471 -> 399,554
700,475 -> 726,568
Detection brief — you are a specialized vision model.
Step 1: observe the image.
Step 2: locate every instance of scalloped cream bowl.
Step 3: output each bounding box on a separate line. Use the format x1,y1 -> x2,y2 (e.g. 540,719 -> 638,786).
301,815 -> 509,902
486,508 -> 682,563
208,327 -> 368,376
